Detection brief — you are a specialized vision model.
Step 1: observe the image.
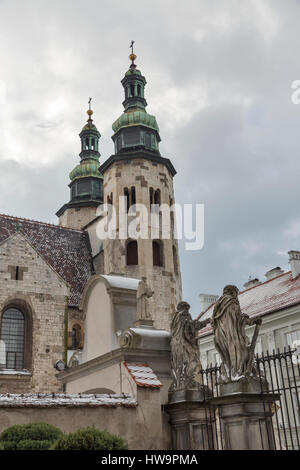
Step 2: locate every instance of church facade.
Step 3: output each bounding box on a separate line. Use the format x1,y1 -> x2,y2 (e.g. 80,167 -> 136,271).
0,53 -> 182,394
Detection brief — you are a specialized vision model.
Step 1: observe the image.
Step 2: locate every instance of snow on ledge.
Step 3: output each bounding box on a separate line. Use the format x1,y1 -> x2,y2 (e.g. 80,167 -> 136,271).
0,369 -> 31,376
0,393 -> 137,408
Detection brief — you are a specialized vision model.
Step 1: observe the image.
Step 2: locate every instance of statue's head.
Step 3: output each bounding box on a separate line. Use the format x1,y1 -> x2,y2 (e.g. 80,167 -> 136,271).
177,301 -> 190,314
223,285 -> 239,298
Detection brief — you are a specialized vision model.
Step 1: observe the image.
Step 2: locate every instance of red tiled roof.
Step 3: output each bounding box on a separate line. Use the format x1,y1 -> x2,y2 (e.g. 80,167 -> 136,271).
124,362 -> 162,388
0,214 -> 94,307
198,271 -> 300,337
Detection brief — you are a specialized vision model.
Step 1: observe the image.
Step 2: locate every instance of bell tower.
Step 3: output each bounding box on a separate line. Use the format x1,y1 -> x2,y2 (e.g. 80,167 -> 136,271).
99,51 -> 182,330
57,101 -> 103,230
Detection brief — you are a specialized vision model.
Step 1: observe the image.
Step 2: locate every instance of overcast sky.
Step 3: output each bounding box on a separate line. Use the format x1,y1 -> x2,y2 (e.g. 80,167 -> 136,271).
0,0 -> 300,316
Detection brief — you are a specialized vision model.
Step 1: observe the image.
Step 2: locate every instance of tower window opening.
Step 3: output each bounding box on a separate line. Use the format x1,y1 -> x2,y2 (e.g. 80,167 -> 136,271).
124,187 -> 129,212
91,138 -> 95,150
85,138 -> 89,150
137,84 -> 141,96
149,187 -> 154,206
154,189 -> 161,205
145,132 -> 151,148
131,186 -> 136,206
116,136 -> 122,153
173,245 -> 179,275
130,84 -> 135,97
153,240 -> 163,267
126,240 -> 138,266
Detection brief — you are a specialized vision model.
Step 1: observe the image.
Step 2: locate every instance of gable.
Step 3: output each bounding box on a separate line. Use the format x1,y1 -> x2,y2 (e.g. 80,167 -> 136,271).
0,214 -> 94,306
0,233 -> 68,295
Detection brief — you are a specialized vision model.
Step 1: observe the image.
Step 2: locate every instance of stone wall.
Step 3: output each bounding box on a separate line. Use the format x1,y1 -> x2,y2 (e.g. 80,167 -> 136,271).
103,159 -> 182,331
0,233 -> 69,393
0,389 -> 168,450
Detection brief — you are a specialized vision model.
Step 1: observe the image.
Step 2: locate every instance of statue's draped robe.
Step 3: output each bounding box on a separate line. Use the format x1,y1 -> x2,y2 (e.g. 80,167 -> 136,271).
170,311 -> 202,391
137,282 -> 152,320
212,295 -> 250,381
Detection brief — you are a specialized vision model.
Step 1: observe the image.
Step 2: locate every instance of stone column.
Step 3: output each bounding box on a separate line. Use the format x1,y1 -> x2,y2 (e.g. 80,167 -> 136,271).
212,379 -> 279,450
165,389 -> 215,450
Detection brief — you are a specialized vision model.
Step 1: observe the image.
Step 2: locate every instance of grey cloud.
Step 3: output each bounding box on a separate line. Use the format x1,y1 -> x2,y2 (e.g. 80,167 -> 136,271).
0,0 -> 299,317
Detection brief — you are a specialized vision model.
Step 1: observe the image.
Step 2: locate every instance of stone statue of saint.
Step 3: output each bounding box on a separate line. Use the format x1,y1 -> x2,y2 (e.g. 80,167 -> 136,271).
211,285 -> 262,383
169,301 -> 210,392
136,277 -> 154,321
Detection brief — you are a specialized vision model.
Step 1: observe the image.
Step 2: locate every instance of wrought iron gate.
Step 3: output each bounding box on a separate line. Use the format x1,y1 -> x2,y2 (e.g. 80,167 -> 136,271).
201,347 -> 300,450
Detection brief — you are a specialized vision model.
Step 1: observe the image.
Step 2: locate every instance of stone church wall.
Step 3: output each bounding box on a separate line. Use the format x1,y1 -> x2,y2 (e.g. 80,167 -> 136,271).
0,233 -> 68,393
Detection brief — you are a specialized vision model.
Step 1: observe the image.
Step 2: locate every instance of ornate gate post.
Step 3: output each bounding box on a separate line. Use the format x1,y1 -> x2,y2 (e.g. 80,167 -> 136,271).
212,379 -> 278,449
165,389 -> 215,450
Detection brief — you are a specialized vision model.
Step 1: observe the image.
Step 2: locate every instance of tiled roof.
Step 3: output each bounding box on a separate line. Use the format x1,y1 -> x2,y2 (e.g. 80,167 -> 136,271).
198,271 -> 300,337
0,393 -> 136,408
0,214 -> 94,307
124,362 -> 162,388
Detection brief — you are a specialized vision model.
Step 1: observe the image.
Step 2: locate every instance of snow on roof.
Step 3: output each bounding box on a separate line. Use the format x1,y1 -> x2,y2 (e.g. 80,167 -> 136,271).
124,363 -> 162,388
0,214 -> 93,307
0,393 -> 137,408
101,275 -> 140,291
198,271 -> 300,337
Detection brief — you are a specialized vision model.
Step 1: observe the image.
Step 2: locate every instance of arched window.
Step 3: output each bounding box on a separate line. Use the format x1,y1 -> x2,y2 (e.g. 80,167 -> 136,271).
85,138 -> 89,150
71,324 -> 82,350
154,189 -> 161,205
153,240 -> 163,267
149,187 -> 154,206
91,138 -> 95,150
131,186 -> 136,206
126,240 -> 138,265
130,84 -> 135,97
124,187 -> 129,212
0,308 -> 25,370
137,84 -> 141,96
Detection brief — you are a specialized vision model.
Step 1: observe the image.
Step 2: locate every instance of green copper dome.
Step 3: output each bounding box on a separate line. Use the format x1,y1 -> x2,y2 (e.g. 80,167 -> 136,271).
69,159 -> 103,182
125,67 -> 142,77
112,108 -> 159,134
82,122 -> 98,131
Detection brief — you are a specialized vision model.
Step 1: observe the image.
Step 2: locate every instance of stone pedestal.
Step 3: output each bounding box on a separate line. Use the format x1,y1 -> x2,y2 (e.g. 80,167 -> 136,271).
165,388 -> 215,450
212,379 -> 279,450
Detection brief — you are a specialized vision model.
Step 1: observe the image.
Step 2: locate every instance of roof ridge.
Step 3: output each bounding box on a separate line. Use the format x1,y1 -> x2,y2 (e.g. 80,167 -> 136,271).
197,270 -> 292,321
240,271 -> 291,294
0,213 -> 84,233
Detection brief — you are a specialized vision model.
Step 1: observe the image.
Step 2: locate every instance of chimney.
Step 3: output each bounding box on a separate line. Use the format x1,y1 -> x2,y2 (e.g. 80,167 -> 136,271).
265,267 -> 284,281
199,294 -> 219,313
243,277 -> 261,290
289,251 -> 300,279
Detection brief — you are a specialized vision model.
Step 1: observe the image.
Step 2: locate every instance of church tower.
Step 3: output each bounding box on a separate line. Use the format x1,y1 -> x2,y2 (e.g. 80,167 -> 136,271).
99,51 -> 182,330
57,103 -> 103,230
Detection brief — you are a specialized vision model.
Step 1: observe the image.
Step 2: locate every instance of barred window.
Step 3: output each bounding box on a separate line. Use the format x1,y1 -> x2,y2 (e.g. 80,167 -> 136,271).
0,308 -> 25,370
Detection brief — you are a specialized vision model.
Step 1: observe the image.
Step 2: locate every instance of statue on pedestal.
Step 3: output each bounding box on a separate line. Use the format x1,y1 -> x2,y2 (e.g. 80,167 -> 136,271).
169,301 -> 210,392
136,277 -> 154,323
211,285 -> 262,383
